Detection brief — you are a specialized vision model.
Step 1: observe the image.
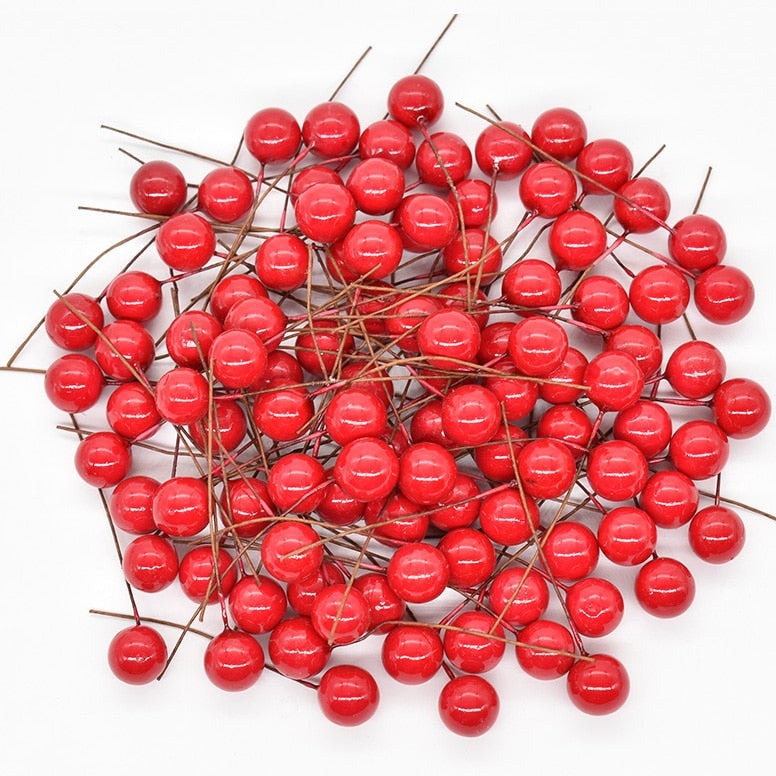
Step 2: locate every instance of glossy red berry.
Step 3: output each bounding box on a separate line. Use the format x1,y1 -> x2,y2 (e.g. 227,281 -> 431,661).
397,193 -> 458,251
178,546 -> 237,604
165,310 -> 222,368
107,625 -> 167,685
587,440 -> 649,502
502,258 -> 561,313
345,157 -> 405,216
156,212 -> 215,272
129,160 -> 186,215
565,578 -> 624,638
428,472 -> 481,531
219,477 -> 274,539
440,384 -> 501,446
444,611 -> 505,674
253,384 -> 314,443
584,351 -> 644,412
612,400 -> 672,459
438,675 -> 500,737
358,118 -> 416,168
268,617 -> 331,679
342,220 -> 403,280
549,210 -> 607,271
688,505 -> 746,563
712,378 -> 771,439
519,162 -> 577,218
109,475 -> 159,534
388,74 -> 444,128
45,293 -> 104,351
508,316 -> 568,377
542,521 -> 599,581
334,437 -> 400,501
479,487 -> 540,546
154,367 -> 209,425
531,107 -> 587,161
488,567 -> 549,627
571,275 -> 629,331
152,476 -> 209,537
387,542 -> 449,603
256,233 -> 309,292
290,165 -> 343,204
668,214 -> 726,273
441,228 -> 502,285
665,340 -> 726,399
209,329 -> 267,389
267,453 -> 327,513
352,573 -> 405,633
597,506 -> 657,565
416,131 -> 472,187
635,556 -> 695,617
438,528 -> 496,588
198,167 -> 253,223
694,265 -> 755,324
228,575 -> 287,634
188,398 -> 247,452
614,177 -> 670,233
122,534 -> 178,592
106,382 -> 160,439
536,403 -> 593,458
382,624 -> 443,684
325,387 -> 388,446
286,563 -> 346,616
106,271 -> 163,322
44,354 -> 103,413
302,101 -> 360,158
398,442 -> 457,505
225,296 -> 286,351
474,121 -> 531,179
94,320 -> 155,381
74,431 -> 131,488
576,138 -> 633,195
604,324 -> 663,378
517,439 -> 577,500
629,265 -> 690,325
516,619 -> 576,680
204,629 -> 264,691
448,178 -> 498,228
310,584 -> 371,646
639,470 -> 699,529
261,520 -> 323,583
317,665 -> 379,727
567,654 -> 629,715
484,363 -> 539,421
669,420 -> 729,480
294,182 -> 356,244
473,423 -> 528,482
244,107 -> 301,164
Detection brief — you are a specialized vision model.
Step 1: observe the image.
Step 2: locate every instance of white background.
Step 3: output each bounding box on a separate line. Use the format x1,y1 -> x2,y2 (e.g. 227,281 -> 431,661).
1,1 -> 775,774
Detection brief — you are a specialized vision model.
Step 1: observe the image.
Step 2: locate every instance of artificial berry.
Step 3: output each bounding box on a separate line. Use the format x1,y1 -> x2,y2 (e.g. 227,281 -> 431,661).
317,665 -> 379,727
438,675 -> 500,737
44,354 -> 103,413
204,629 -> 264,691
635,556 -> 695,618
129,160 -> 186,215
107,625 -> 167,685
382,624 -> 443,684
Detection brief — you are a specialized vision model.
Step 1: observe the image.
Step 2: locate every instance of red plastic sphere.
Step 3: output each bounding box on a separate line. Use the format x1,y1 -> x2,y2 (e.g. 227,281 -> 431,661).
537,404 -> 593,459
665,340 -> 726,399
198,166 -> 254,223
358,118 -> 416,169
508,316 -> 568,377
542,521 -> 599,581
219,478 -> 274,539
74,431 -> 131,488
416,131 -> 472,188
94,320 -> 155,381
441,384 -> 501,446
669,420 -> 729,480
584,351 -> 644,412
635,556 -> 695,617
204,629 -> 264,692
517,438 -> 577,500
386,542 -> 449,603
346,157 -> 405,216
668,214 -> 726,273
154,367 -> 209,425
587,440 -> 649,502
209,329 -> 267,389
342,220 -> 403,280
253,384 -> 314,443
44,354 -> 103,413
267,453 -> 326,513
441,228 -> 502,285
502,259 -> 562,313
519,162 -> 577,218
106,271 -> 163,322
485,364 -> 539,421
244,107 -> 301,164
429,472 -> 481,531
156,212 -> 215,272
449,178 -> 498,228
152,476 -> 209,537
261,520 -> 323,583
302,101 -> 360,158
107,625 -> 167,685
567,654 -> 629,715
531,107 -> 587,161
317,665 -> 379,727
444,611 -> 505,674
387,74 -> 444,128
129,160 -> 186,215
188,398 -> 247,453
268,617 -> 331,679
397,193 -> 458,251
225,296 -> 286,351
694,265 -> 755,324
576,138 -> 634,195
165,310 -> 222,368
629,265 -> 690,325
639,470 -> 699,529
516,619 -> 576,680
228,575 -> 287,634
289,166 -> 343,204
479,487 -> 540,546
310,584 -> 370,647
398,442 -> 457,506
256,233 -> 309,292
109,475 -> 159,534
45,293 -> 104,351
122,534 -> 179,592
294,182 -> 356,244
438,675 -> 500,737
549,210 -> 607,271
712,378 -> 771,439
474,121 -> 532,179
571,275 -> 629,331
597,506 -> 657,565
688,505 -> 746,563
604,324 -> 663,379
614,177 -> 670,233
488,567 -> 549,627
353,573 -> 405,633
438,528 -> 496,588
285,563 -> 345,617
334,437 -> 400,501
473,423 -> 528,483
106,381 -> 161,439
325,387 -> 388,446
178,546 -> 237,604
382,624 -> 443,684
565,578 -> 624,638
417,309 -> 481,370
612,400 -> 672,459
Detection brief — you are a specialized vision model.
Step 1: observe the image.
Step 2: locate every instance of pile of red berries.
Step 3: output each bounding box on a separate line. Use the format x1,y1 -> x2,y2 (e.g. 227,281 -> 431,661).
40,71 -> 771,736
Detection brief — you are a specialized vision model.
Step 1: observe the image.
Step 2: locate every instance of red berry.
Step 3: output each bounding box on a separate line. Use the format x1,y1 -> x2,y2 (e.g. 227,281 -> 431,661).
665,340 -> 726,400
289,165 -> 343,204
597,506 -> 657,566
188,398 -> 247,452
635,556 -> 695,617
311,583 -> 371,646
122,534 -> 178,592
438,675 -> 499,737
531,107 -> 587,161
228,575 -> 287,634
198,166 -> 254,223
45,293 -> 104,351
668,214 -> 726,273
475,121 -> 531,179
302,101 -> 360,158
129,160 -> 186,215
517,438 -> 577,500
154,367 -> 209,425
294,182 -> 356,244
416,131 -> 472,187
584,351 -> 644,412
334,437 -> 399,501
669,420 -> 729,480
74,431 -> 131,488
353,573 -> 405,633
287,563 -> 346,617
448,178 -> 498,228
712,378 -> 771,438
567,654 -> 629,715
688,505 -> 746,563
441,228 -> 502,285
255,233 -> 309,292
109,476 -> 159,534
106,271 -> 162,322
156,212 -> 215,272
604,324 -> 663,378
358,118 -> 416,169
519,162 -> 577,218
629,265 -> 690,325
382,624 -> 443,684
342,219 -> 403,279
107,625 -> 167,685
225,296 -> 286,351
268,617 -> 331,679
267,453 -> 326,513
346,157 -> 405,216
386,542 -> 449,603
576,138 -> 633,195
479,487 -> 540,546
204,629 -> 264,691
152,476 -> 209,537
488,567 -> 549,627
106,382 -> 160,439
587,440 -> 649,502
614,177 -> 670,233
444,611 -> 505,674
508,316 -> 568,377
549,210 -> 607,271
317,665 -> 379,727
502,258 -> 561,314
565,578 -> 624,638
537,404 -> 592,458
612,400 -> 672,459
398,442 -> 457,506
438,528 -> 496,588
441,384 -> 501,446
388,75 -> 444,128
397,193 -> 458,251
694,265 -> 755,324
571,275 -> 629,331
244,107 -> 301,164
44,354 -> 103,413
94,320 -> 155,381
261,520 -> 323,583
219,477 -> 274,539
542,521 -> 599,581
253,384 -> 314,443
540,348 -> 589,405
639,470 -> 699,529
516,619 -> 576,680
178,546 -> 237,604
166,310 -> 222,368
210,275 -> 268,323
209,329 -> 267,389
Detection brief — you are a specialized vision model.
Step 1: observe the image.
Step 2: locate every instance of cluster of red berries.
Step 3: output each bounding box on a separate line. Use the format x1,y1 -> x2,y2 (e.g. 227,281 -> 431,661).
41,71 -> 771,736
